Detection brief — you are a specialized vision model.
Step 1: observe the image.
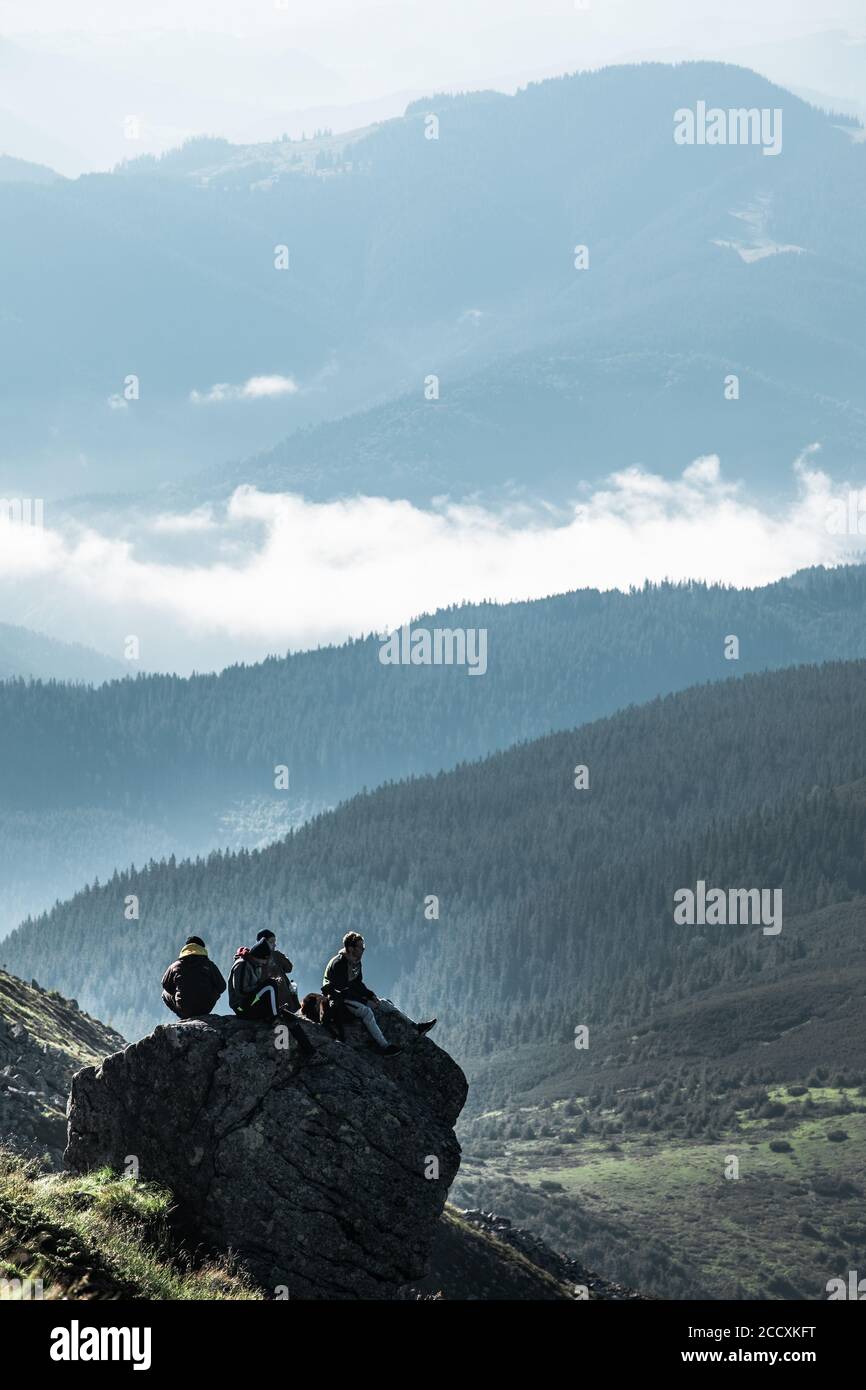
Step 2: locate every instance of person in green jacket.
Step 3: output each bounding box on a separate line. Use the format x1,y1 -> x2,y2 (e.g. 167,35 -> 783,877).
322,932 -> 436,1057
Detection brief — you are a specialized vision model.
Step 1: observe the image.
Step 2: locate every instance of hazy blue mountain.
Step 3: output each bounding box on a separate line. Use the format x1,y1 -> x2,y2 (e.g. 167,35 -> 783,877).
2,564 -> 866,938
0,623 -> 122,682
0,97 -> 84,181
724,27 -> 866,121
2,62 -> 863,501
187,342 -> 866,509
0,154 -> 62,184
0,31 -> 348,177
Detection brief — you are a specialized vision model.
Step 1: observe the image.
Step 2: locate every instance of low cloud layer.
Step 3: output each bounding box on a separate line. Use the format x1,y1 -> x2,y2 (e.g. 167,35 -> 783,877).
190,375 -> 299,405
1,451 -> 865,673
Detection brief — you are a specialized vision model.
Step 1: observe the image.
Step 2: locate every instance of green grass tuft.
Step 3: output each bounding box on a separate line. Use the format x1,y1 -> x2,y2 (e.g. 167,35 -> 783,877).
0,1146 -> 260,1301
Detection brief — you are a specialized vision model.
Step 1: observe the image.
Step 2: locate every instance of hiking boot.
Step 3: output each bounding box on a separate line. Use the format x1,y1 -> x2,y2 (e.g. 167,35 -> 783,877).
379,1043 -> 404,1057
415,1019 -> 437,1035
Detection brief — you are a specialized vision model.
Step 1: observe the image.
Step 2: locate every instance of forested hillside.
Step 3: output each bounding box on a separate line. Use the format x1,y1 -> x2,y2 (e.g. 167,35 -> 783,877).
5,566 -> 866,935
7,565 -> 866,814
7,656 -> 866,1057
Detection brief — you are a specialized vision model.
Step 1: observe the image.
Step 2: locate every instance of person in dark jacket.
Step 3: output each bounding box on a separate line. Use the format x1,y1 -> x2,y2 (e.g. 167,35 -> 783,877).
161,937 -> 226,1019
322,932 -> 436,1057
255,930 -> 300,1012
228,939 -> 314,1058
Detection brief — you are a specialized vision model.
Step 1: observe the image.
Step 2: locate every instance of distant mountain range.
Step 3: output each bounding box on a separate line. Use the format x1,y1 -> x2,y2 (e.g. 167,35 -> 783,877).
0,154 -> 61,184
0,623 -> 122,683
182,340 -> 866,510
2,62 -> 863,503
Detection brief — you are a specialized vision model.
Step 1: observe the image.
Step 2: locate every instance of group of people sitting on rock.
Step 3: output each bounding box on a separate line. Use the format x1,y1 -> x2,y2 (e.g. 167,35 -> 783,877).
161,929 -> 436,1061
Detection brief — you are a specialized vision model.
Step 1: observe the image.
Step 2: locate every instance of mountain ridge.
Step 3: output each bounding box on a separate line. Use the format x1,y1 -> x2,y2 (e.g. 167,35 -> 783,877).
3,61 -> 864,496
5,564 -> 866,937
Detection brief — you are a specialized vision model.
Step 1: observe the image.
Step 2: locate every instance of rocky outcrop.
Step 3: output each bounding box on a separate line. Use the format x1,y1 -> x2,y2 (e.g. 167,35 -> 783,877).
0,969 -> 125,1165
66,1005 -> 468,1299
453,1209 -> 652,1299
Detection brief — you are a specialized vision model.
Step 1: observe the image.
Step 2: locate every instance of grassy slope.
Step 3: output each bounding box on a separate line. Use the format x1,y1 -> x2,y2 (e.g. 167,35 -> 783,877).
452,896 -> 866,1299
0,1150 -> 581,1302
455,1088 -> 866,1300
0,1151 -> 258,1300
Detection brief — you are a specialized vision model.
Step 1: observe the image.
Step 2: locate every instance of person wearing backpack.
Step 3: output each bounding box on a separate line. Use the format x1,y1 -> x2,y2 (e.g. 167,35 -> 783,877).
229,938 -> 315,1058
161,937 -> 226,1019
255,929 -> 300,1012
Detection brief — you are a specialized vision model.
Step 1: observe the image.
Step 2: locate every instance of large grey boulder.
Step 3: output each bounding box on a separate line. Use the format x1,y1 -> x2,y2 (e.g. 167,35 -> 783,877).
65,1006 -> 467,1298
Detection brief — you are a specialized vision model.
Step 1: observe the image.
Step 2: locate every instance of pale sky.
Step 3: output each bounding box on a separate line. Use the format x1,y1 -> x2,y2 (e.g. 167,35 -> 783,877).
3,0 -> 863,39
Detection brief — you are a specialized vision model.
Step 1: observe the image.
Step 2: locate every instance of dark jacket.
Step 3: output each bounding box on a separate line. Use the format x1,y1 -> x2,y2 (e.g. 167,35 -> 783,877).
322,951 -> 375,1004
161,946 -> 226,1018
268,947 -> 299,1011
228,947 -> 269,1013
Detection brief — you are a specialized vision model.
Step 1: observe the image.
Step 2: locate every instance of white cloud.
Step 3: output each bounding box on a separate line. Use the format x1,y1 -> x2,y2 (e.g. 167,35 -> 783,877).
189,375 -> 299,405
149,507 -> 217,534
0,451 -> 865,672
682,454 -> 720,484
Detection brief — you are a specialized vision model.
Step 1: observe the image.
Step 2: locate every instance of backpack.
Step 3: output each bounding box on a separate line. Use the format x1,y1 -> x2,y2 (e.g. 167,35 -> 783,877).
228,947 -> 256,1013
